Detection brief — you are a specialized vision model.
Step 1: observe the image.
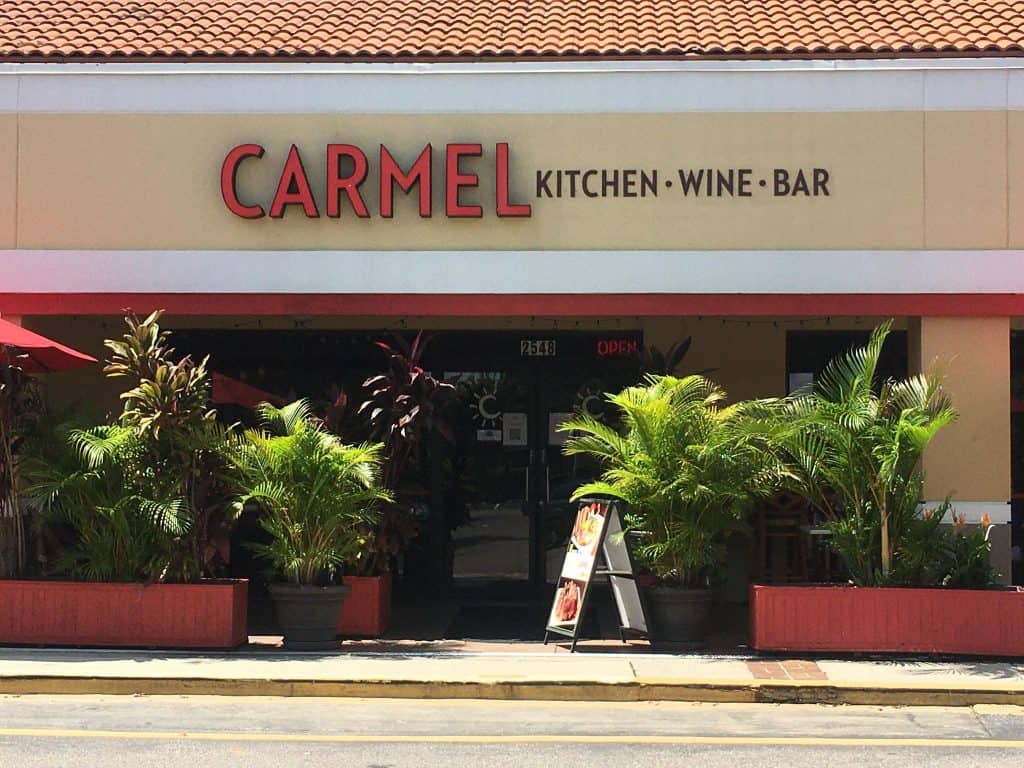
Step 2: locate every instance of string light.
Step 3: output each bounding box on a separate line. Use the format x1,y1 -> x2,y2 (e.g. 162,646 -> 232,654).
693,316 -> 873,328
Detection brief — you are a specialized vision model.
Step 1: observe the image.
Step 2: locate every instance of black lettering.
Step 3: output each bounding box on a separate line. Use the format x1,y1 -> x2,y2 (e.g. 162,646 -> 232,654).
565,169 -> 581,198
536,170 -> 553,198
738,168 -> 752,197
792,169 -> 810,196
602,169 -> 619,197
773,168 -> 790,196
814,168 -> 830,196
640,170 -> 658,197
622,169 -> 637,198
582,170 -> 599,198
715,169 -> 733,197
678,169 -> 704,195
618,169 -> 634,198
556,170 -> 563,197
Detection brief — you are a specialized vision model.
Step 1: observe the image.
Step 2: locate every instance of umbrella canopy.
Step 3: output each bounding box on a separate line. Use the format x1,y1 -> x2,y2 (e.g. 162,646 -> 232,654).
0,318 -> 97,373
211,372 -> 286,410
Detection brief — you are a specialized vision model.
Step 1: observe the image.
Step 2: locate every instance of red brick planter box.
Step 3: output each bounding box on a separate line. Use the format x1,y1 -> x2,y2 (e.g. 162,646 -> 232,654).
750,584 -> 1024,657
339,574 -> 391,637
0,579 -> 248,649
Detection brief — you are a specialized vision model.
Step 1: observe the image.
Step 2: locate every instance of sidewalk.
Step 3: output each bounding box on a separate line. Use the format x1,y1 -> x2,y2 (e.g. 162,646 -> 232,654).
1,640 -> 1023,706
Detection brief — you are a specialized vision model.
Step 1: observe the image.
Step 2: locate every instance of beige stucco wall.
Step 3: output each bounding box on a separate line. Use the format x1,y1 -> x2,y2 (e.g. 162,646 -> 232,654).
22,315 -> 123,420
0,115 -> 15,248
914,316 -> 1011,502
1008,111 -> 1024,247
1,110 -> 1017,251
641,317 -> 788,401
925,111 -> 1008,249
912,316 -> 1011,583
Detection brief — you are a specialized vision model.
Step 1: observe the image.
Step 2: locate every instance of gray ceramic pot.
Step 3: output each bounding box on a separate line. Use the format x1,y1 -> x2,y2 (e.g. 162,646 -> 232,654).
268,583 -> 351,651
645,586 -> 712,649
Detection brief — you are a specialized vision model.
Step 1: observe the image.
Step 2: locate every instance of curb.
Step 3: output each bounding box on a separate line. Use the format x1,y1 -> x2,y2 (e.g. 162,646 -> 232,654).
2,677 -> 1024,706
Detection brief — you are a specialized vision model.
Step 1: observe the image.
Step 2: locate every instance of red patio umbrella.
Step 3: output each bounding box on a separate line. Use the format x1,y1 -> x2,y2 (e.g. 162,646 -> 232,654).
0,318 -> 96,373
211,372 -> 286,410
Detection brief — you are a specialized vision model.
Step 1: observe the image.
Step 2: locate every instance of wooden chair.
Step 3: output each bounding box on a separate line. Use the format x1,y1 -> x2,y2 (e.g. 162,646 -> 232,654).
752,491 -> 810,583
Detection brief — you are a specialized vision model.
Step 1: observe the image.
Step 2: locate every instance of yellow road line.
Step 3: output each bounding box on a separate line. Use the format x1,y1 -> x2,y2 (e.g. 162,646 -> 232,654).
0,728 -> 1022,748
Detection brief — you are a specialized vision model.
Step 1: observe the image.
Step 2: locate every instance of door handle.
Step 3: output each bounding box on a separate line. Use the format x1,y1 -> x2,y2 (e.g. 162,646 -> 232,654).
524,464 -> 530,500
545,464 -> 551,503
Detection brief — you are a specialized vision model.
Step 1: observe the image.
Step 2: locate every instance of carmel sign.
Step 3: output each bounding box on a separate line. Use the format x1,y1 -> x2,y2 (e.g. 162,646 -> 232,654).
220,142 -> 532,220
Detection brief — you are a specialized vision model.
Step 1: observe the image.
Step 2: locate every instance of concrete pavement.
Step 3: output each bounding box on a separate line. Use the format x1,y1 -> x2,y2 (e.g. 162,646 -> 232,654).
1,643 -> 1023,705
2,696 -> 1024,767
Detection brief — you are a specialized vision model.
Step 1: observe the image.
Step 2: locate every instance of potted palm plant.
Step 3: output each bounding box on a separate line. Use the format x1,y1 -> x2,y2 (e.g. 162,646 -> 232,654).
748,321 -> 1019,656
562,374 -> 779,647
227,400 -> 388,650
6,311 -> 247,649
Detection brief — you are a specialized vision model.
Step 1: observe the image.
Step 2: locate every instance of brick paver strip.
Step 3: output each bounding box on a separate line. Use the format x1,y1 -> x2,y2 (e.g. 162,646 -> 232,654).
746,660 -> 827,681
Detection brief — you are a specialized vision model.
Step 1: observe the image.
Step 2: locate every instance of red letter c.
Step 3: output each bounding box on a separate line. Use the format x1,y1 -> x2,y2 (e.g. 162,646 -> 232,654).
221,144 -> 266,219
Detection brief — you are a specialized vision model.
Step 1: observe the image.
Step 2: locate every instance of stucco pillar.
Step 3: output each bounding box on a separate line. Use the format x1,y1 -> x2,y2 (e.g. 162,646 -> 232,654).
910,316 -> 1012,584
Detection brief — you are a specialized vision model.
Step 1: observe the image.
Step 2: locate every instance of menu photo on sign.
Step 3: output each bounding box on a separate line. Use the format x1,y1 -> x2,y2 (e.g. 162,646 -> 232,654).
547,500 -> 610,629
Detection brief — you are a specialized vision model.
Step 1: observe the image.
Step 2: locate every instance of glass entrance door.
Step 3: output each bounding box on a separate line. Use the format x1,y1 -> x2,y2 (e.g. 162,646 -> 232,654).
536,356 -> 636,585
446,369 -> 536,587
438,333 -> 641,593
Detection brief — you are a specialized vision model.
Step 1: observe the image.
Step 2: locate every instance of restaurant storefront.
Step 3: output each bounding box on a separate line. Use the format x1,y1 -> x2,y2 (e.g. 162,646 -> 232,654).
0,55 -> 1020,603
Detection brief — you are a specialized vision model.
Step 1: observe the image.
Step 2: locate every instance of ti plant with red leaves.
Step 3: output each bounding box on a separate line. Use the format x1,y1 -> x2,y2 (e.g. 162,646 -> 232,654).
351,332 -> 456,575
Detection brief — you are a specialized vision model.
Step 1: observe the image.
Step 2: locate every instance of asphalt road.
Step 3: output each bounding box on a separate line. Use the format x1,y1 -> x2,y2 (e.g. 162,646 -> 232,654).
1,695 -> 1023,767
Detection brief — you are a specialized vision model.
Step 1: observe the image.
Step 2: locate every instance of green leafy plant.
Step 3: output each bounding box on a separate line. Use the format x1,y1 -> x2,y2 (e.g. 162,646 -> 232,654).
344,332 -> 456,576
0,352 -> 44,573
23,421 -> 188,581
226,400 -> 389,585
940,513 -> 999,587
562,374 -> 781,586
755,320 -> 996,587
22,311 -> 235,583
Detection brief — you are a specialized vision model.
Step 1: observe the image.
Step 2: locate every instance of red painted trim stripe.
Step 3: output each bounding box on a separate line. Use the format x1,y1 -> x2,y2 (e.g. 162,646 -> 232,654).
0,293 -> 1019,317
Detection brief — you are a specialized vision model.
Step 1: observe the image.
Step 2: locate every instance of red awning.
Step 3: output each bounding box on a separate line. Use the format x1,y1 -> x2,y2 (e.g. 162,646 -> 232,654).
211,372 -> 285,409
0,318 -> 97,373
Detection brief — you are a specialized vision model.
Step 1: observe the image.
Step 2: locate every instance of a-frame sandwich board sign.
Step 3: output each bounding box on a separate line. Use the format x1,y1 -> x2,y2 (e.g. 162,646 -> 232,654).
544,498 -> 648,652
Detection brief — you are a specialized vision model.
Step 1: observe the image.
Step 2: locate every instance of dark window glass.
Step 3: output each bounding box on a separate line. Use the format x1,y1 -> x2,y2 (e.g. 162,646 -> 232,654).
785,330 -> 908,394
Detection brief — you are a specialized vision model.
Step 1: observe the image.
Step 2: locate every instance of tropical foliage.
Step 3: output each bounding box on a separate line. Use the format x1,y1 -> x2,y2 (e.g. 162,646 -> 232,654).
751,320 -> 997,587
562,374 -> 781,586
23,311 -> 234,583
226,400 -> 389,585
0,353 -> 44,577
345,332 -> 455,575
23,421 -> 190,581
637,336 -> 714,377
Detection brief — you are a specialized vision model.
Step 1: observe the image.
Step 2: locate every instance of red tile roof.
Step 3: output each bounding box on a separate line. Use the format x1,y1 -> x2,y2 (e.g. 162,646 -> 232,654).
1,0 -> 1023,60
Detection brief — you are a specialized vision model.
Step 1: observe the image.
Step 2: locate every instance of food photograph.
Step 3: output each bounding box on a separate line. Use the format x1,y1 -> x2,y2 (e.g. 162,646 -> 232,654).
549,578 -> 584,626
570,502 -> 608,558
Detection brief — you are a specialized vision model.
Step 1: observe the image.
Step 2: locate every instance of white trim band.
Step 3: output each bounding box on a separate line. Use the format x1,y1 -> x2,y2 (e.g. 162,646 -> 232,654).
1,249 -> 1023,295
923,501 -> 1011,525
0,59 -> 1022,114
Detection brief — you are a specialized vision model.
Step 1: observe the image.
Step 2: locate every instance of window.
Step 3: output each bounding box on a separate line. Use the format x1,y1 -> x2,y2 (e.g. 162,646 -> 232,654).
785,330 -> 909,394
